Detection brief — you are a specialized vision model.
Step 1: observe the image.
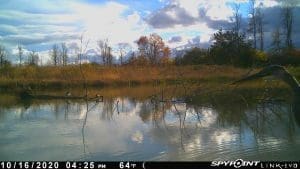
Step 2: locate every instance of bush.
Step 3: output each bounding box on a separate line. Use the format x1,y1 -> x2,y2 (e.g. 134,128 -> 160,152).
175,48 -> 211,65
210,30 -> 256,67
268,49 -> 300,66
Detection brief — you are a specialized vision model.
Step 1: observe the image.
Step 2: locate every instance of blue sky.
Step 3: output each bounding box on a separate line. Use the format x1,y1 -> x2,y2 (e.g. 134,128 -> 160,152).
0,0 -> 299,64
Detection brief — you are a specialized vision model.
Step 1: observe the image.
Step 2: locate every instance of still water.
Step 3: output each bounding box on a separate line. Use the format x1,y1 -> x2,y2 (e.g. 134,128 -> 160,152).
0,87 -> 300,161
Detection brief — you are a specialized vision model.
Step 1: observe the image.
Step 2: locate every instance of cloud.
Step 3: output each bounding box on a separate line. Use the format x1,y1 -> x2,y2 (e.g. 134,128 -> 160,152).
146,0 -> 236,29
0,0 -> 300,64
146,4 -> 197,29
2,33 -> 80,46
168,36 -> 182,43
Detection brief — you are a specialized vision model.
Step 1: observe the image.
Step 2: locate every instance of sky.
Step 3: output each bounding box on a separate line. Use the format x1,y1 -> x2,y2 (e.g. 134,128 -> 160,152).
0,0 -> 299,64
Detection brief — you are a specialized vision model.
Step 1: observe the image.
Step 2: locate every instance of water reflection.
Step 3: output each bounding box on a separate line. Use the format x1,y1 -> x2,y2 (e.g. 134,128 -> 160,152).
0,87 -> 300,161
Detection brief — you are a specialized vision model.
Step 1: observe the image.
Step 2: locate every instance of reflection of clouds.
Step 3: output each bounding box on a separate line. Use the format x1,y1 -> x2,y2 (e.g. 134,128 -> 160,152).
171,103 -> 187,112
198,108 -> 217,128
116,98 -> 137,114
212,130 -> 236,145
123,103 -> 142,117
131,131 -> 144,144
78,104 -> 87,119
1,96 -> 298,161
185,136 -> 201,152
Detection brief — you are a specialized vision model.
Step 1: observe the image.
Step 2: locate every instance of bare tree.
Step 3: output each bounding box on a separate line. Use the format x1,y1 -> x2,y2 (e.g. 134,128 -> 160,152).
97,40 -> 104,64
136,34 -> 165,65
0,44 -> 6,67
61,43 -> 68,66
17,44 -> 23,66
149,33 -> 165,64
97,39 -> 110,65
256,4 -> 264,51
271,27 -> 282,54
248,0 -> 257,49
50,44 -> 59,66
280,0 -> 297,49
117,43 -> 130,65
107,47 -> 113,66
233,4 -> 242,34
28,51 -> 39,65
78,33 -> 90,97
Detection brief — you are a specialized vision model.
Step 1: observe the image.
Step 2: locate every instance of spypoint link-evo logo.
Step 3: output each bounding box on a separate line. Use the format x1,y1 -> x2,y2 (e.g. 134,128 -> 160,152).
211,159 -> 260,168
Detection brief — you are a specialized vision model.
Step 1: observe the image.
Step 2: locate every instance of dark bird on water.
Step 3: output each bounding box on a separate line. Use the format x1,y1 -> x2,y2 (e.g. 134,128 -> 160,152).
232,65 -> 300,126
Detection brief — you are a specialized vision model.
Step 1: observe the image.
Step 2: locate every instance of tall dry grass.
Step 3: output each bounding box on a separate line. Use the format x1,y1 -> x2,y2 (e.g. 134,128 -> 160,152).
0,64 -> 264,90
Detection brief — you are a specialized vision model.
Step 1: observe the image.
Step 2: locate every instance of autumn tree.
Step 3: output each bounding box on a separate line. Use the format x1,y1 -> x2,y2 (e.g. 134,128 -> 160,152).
136,33 -> 167,65
161,47 -> 171,64
136,36 -> 149,58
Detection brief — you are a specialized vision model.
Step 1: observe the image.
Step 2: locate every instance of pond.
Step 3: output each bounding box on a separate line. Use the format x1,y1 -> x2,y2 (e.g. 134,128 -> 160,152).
0,85 -> 299,161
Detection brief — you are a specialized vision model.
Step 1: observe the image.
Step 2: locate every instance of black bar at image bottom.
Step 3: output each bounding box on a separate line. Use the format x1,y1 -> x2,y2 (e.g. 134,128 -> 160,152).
0,161 -> 299,169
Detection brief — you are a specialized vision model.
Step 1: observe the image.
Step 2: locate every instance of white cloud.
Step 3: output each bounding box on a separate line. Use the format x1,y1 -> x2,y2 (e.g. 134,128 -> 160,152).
67,2 -> 147,49
175,0 -> 202,18
206,3 -> 234,21
172,0 -> 234,21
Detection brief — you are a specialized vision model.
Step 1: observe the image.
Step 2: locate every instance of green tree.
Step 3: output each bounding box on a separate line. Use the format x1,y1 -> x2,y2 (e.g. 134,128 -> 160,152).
176,48 -> 209,65
210,30 -> 255,67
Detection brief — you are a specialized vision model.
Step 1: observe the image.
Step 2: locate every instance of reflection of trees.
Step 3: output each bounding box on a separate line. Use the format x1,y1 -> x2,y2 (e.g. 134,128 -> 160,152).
143,87 -> 299,151
0,86 -> 298,155
189,88 -> 297,140
101,98 -> 114,121
139,102 -> 153,122
81,99 -> 99,159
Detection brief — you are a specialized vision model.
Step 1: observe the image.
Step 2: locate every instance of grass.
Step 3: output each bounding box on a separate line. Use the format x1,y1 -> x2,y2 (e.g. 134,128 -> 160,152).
0,64 -> 299,91
0,64 -> 251,89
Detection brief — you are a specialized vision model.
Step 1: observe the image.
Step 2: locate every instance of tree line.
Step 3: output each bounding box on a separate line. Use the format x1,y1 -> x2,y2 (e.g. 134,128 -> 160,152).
176,0 -> 300,67
0,0 -> 298,68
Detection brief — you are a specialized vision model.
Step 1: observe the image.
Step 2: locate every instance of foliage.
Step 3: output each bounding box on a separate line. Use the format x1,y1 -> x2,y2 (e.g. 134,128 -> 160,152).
175,48 -> 210,65
136,34 -> 170,65
210,30 -> 256,67
269,49 -> 300,66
